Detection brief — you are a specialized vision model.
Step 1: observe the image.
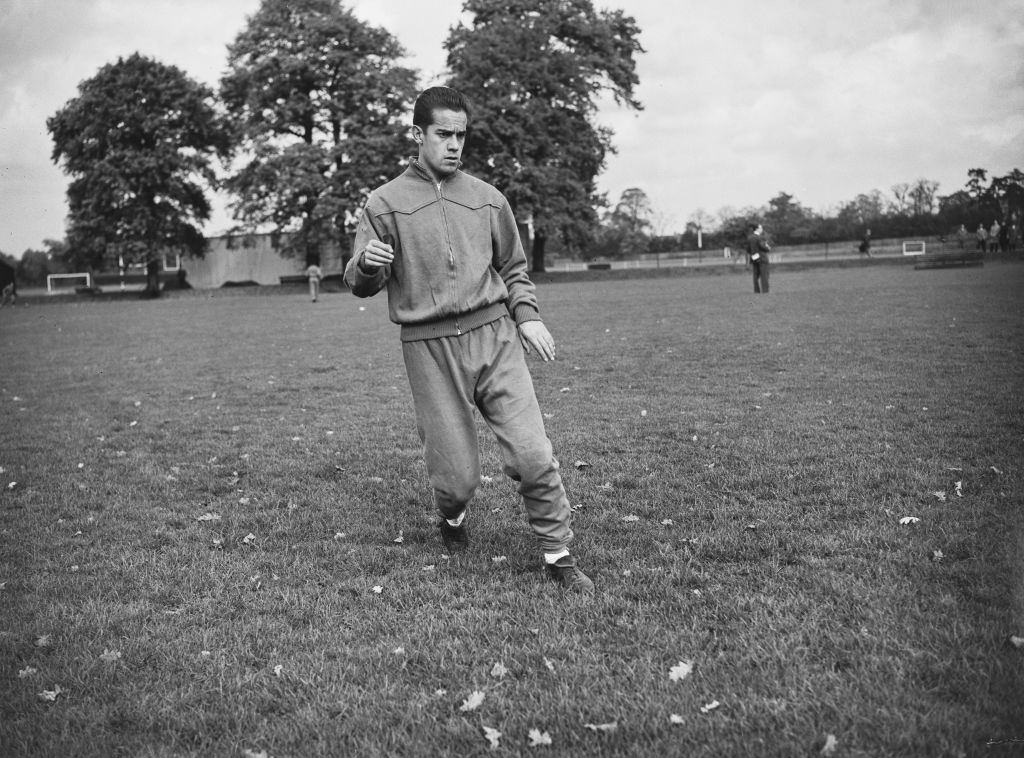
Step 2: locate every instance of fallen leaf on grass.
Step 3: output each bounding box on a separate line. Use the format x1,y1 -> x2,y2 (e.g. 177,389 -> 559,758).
372,585 -> 383,594
239,497 -> 251,506
392,647 -> 404,655
422,564 -> 435,571
543,657 -> 556,673
491,555 -> 507,564
99,649 -> 121,662
528,729 -> 552,746
7,482 -> 16,490
669,660 -> 694,681
35,634 -> 51,648
954,481 -> 963,497
242,532 -> 257,545
670,714 -> 685,725
242,750 -> 271,758
460,690 -> 485,712
1009,635 -> 1024,649
38,685 -> 62,702
584,722 -> 617,733
899,516 -> 920,525
196,513 -> 221,522
574,460 -> 591,469
18,667 -> 37,678
490,662 -> 508,679
821,734 -> 839,755
597,482 -> 613,491
991,466 -> 1003,475
621,514 -> 639,523
700,700 -> 721,714
932,491 -> 947,502
661,519 -> 674,526
273,665 -> 283,676
482,726 -> 502,749
480,474 -> 494,483
394,531 -> 404,544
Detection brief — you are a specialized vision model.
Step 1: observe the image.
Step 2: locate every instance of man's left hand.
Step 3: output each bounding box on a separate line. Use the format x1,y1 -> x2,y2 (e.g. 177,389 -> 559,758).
518,321 -> 556,361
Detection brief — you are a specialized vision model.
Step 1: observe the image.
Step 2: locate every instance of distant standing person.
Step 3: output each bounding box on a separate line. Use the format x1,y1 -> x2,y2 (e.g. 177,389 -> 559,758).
976,224 -> 987,252
989,220 -> 1002,253
344,86 -> 593,593
858,228 -> 873,258
305,261 -> 323,302
0,259 -> 16,307
746,223 -> 771,294
956,224 -> 967,249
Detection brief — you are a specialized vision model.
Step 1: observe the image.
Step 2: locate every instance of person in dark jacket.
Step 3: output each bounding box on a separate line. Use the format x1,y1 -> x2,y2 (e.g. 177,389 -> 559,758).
858,228 -> 873,258
0,259 -> 16,307
344,87 -> 593,593
746,223 -> 771,293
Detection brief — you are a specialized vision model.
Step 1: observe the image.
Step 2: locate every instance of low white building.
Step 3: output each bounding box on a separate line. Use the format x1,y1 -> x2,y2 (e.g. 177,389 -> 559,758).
181,233 -> 351,289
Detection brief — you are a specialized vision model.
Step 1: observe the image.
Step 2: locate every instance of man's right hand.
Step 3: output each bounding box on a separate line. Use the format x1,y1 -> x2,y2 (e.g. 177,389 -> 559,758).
360,239 -> 394,269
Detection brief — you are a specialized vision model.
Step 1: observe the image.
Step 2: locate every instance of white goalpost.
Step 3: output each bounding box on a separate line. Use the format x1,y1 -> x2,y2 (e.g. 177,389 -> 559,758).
902,241 -> 926,256
46,273 -> 92,293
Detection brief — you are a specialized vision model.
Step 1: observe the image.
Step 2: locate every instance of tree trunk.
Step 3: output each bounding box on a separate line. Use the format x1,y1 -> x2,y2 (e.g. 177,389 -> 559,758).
142,259 -> 161,298
531,231 -> 547,273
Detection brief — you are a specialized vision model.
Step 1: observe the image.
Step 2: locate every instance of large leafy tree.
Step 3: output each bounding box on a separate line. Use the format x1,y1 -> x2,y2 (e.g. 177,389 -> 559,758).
445,0 -> 643,271
221,0 -> 418,264
48,53 -> 229,296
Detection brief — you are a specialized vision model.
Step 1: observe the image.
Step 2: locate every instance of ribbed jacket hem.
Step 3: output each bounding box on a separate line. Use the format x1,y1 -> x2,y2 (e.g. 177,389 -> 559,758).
399,302 -> 509,342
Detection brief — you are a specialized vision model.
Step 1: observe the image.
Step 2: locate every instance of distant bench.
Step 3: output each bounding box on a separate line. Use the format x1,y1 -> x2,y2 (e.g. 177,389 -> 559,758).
913,250 -> 985,270
92,271 -> 181,287
279,272 -> 346,286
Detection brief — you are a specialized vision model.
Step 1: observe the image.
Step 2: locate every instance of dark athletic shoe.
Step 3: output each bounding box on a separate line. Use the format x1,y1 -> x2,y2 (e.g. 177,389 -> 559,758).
439,519 -> 469,553
545,555 -> 595,593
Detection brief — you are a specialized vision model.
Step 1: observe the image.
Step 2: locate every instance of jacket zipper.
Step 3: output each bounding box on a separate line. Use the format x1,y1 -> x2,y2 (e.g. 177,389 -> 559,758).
437,180 -> 461,331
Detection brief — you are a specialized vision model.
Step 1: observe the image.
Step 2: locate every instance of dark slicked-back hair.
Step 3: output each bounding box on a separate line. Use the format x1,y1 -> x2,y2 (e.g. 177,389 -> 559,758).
413,86 -> 471,128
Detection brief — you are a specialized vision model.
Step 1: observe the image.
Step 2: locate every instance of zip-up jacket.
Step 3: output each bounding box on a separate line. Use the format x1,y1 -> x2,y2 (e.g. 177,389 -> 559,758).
345,160 -> 541,342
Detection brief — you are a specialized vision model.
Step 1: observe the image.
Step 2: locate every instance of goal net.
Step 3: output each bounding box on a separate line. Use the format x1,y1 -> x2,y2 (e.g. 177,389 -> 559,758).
47,273 -> 92,293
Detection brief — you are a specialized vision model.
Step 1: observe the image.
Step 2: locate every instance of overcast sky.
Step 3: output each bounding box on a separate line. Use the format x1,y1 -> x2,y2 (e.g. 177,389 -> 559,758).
1,0 -> 1022,256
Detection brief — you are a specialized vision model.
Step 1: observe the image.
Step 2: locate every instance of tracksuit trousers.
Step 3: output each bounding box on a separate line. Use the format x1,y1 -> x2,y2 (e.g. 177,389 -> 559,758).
401,316 -> 574,553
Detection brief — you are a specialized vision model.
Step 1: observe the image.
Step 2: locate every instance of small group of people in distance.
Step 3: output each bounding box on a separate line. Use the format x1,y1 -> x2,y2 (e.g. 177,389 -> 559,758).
958,221 -> 1021,254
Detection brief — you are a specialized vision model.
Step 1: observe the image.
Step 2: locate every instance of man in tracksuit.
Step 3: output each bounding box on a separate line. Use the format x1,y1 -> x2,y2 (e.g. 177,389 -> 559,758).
344,87 -> 593,593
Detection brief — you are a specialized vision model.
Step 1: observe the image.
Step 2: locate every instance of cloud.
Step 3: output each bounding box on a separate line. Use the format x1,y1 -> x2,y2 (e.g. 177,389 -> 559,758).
596,0 -> 1024,224
0,0 -> 1021,254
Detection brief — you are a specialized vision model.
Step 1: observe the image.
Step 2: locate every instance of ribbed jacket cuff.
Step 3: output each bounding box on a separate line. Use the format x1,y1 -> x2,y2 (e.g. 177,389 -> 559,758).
513,303 -> 541,325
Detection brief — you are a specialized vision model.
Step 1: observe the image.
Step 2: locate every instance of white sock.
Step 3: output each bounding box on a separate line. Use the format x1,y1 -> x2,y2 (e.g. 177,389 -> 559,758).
544,549 -> 570,565
445,510 -> 466,527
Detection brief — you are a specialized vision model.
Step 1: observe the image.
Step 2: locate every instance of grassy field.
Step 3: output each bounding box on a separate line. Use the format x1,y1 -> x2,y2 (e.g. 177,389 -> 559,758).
1,262 -> 1022,757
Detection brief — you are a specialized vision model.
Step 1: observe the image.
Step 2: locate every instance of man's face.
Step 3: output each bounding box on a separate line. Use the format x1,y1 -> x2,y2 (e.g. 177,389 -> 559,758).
415,108 -> 467,181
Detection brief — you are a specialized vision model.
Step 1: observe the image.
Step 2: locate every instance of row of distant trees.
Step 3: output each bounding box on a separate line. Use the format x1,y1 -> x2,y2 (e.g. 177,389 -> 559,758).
585,169 -> 1024,260
5,0 -> 644,294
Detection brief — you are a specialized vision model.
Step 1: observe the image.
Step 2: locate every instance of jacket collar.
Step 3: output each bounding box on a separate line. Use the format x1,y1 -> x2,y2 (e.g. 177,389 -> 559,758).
409,158 -> 463,185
